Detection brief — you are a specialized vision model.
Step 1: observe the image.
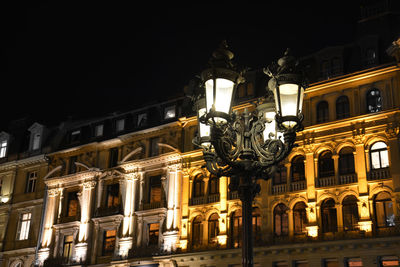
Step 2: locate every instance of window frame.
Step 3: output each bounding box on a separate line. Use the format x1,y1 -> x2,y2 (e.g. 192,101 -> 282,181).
274,203 -> 289,237
0,140 -> 8,158
366,88 -> 382,113
321,199 -> 338,233
336,95 -> 350,119
102,229 -> 116,256
316,100 -> 329,123
342,195 -> 359,231
291,155 -> 305,182
319,151 -> 335,178
370,141 -> 389,170
293,202 -> 307,234
16,212 -> 32,241
25,171 -> 37,193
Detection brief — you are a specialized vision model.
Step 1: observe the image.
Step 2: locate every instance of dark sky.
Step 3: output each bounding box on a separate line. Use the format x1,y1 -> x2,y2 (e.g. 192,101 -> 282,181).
0,2 -> 361,130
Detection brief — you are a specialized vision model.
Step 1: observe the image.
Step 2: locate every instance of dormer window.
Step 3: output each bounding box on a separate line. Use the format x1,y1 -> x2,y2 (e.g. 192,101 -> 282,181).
0,140 -> 7,158
70,130 -> 81,143
137,113 -> 147,127
164,105 -> 176,119
95,124 -> 104,137
116,119 -> 125,132
28,123 -> 44,151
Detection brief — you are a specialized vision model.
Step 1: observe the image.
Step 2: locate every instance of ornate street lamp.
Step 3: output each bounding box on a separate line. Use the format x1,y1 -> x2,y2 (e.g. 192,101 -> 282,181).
193,42 -> 306,267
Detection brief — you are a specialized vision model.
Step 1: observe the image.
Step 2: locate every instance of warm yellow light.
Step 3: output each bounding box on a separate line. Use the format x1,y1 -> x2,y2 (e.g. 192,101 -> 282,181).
275,83 -> 304,128
217,234 -> 227,246
358,221 -> 372,232
198,108 -> 211,147
205,78 -> 234,115
306,226 -> 318,237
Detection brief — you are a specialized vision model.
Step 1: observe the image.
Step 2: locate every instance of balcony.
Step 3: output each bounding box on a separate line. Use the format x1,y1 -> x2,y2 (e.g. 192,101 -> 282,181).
368,167 -> 390,181
272,184 -> 287,194
228,191 -> 239,200
190,194 -> 220,206
94,205 -> 122,217
142,201 -> 163,210
339,173 -> 357,184
316,176 -> 335,187
290,180 -> 306,191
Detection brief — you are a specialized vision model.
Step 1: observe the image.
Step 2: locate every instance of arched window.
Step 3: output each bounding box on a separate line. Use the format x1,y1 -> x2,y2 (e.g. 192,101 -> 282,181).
230,210 -> 242,248
293,202 -> 307,234
291,155 -> 305,182
208,175 -> 219,195
208,213 -> 219,244
192,216 -> 202,248
193,175 -> 205,197
339,147 -> 355,175
273,163 -> 287,185
367,88 -> 382,113
252,207 -> 262,243
274,204 -> 289,236
321,198 -> 338,233
374,192 -> 395,228
317,101 -> 329,123
336,95 -> 350,119
342,195 -> 359,231
370,142 -> 389,169
319,151 -> 334,178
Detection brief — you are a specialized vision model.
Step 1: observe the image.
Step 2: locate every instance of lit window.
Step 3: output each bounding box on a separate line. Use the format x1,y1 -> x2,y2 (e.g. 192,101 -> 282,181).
367,88 -> 382,113
26,171 -> 37,193
137,113 -> 147,127
105,184 -> 119,208
324,259 -> 339,267
102,229 -> 116,256
149,175 -> 161,204
164,105 -> 176,119
346,258 -> 363,267
32,133 -> 41,150
63,235 -> 73,260
148,223 -> 159,246
95,124 -> 104,137
380,256 -> 399,266
17,212 -> 31,240
0,140 -> 7,158
374,192 -> 395,227
66,191 -> 79,217
370,142 -> 389,169
116,119 -> 125,132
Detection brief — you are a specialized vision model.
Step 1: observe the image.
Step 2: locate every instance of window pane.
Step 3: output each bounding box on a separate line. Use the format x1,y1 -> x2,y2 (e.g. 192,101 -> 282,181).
347,258 -> 363,266
385,201 -> 395,226
371,151 -> 381,169
380,150 -> 389,168
148,223 -> 159,245
324,259 -> 339,267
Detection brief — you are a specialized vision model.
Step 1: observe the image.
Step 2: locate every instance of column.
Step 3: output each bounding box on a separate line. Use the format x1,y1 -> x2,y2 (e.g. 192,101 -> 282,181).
333,154 -> 339,185
354,142 -> 368,194
217,176 -> 228,247
336,202 -> 343,232
179,170 -> 190,251
305,151 -> 316,200
285,162 -> 291,191
357,195 -> 372,233
387,132 -> 400,191
306,201 -> 318,237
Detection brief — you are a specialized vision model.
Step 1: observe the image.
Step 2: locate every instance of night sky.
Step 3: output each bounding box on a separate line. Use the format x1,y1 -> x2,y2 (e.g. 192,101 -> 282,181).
0,2 -> 360,130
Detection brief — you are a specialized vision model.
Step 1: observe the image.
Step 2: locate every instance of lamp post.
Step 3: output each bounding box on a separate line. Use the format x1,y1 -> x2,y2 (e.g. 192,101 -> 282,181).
193,41 -> 306,267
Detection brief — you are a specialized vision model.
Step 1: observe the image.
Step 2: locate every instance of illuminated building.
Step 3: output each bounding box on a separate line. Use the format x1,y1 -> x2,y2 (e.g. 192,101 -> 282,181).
0,1 -> 399,267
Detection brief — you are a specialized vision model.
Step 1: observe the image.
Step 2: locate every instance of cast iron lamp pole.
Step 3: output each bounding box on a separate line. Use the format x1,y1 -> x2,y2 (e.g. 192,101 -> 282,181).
193,42 -> 306,267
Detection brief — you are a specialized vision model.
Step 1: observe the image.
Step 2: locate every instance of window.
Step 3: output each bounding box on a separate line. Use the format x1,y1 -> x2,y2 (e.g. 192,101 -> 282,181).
192,216 -> 202,248
317,101 -> 329,123
193,175 -> 205,197
208,175 -> 219,195
137,113 -> 147,127
274,203 -> 289,236
17,212 -> 31,240
150,137 -> 159,157
0,140 -> 7,158
342,195 -> 359,231
293,202 -> 307,234
374,192 -> 395,228
208,213 -> 219,244
32,133 -> 41,150
230,210 -> 242,248
324,259 -> 339,267
149,175 -> 161,203
295,261 -> 309,267
164,105 -> 176,119
336,95 -> 350,119
25,171 -> 37,193
66,191 -> 79,217
237,82 -> 254,98
116,119 -> 125,132
346,258 -> 363,267
105,183 -> 120,207
321,199 -> 338,233
102,229 -> 116,256
291,155 -> 305,182
252,207 -> 262,243
379,256 -> 399,266
70,130 -> 81,143
319,151 -> 334,178
339,147 -> 355,175
148,223 -> 159,246
367,88 -> 382,113
68,156 -> 77,174
273,163 -> 287,185
370,142 -> 389,169
63,235 -> 73,260
366,48 -> 377,65
95,124 -> 104,137
109,147 -> 119,168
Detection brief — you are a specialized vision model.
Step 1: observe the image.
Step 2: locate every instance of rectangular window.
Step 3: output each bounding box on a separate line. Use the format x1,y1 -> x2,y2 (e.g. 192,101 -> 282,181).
66,191 -> 79,217
137,113 -> 147,127
346,258 -> 363,266
0,140 -> 7,158
324,259 -> 339,267
109,147 -> 119,168
32,133 -> 41,150
26,171 -> 37,193
70,130 -> 81,143
63,235 -> 73,260
105,183 -> 120,207
164,105 -> 176,119
149,175 -> 161,203
148,223 -> 159,246
95,124 -> 104,137
380,256 -> 399,266
295,261 -> 309,267
17,212 -> 31,240
116,119 -> 125,132
102,229 -> 116,256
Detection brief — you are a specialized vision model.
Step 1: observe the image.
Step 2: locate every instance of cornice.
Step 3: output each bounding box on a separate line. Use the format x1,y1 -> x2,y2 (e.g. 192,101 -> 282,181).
0,154 -> 47,171
120,152 -> 182,172
45,169 -> 100,188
